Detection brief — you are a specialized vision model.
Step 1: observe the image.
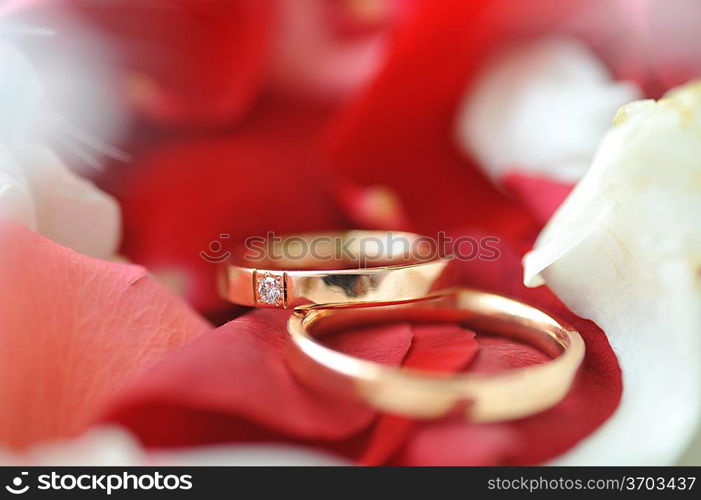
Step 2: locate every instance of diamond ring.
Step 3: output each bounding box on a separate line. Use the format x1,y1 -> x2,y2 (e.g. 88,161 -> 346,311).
219,230 -> 453,308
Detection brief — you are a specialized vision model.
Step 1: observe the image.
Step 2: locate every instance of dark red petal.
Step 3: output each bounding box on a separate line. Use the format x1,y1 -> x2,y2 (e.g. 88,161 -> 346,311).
106,309 -> 413,445
323,323 -> 414,366
114,97 -> 347,312
357,322 -> 479,464
404,324 -> 478,372
68,0 -> 275,127
321,0 -> 618,239
380,312 -> 621,465
358,415 -> 416,466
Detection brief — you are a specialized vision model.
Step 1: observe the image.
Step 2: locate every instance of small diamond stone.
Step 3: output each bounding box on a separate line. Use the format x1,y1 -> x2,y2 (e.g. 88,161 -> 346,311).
257,275 -> 282,305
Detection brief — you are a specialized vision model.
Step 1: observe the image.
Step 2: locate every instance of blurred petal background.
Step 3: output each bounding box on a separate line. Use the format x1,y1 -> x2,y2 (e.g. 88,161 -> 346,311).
1,0 -> 700,465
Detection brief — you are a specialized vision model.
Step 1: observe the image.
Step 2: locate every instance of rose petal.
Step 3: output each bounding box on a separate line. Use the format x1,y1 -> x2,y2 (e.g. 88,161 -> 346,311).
0,1 -> 52,17
68,0 -> 275,127
106,309 -> 413,445
115,98 -> 346,311
613,0 -> 701,94
151,443 -> 346,466
1,426 -> 345,466
1,23 -> 123,257
386,311 -> 621,465
1,144 -> 121,258
270,0 -> 399,99
0,42 -> 40,141
395,421 -> 519,466
358,323 -> 479,464
20,145 -> 121,258
335,181 -> 412,231
524,81 -> 701,464
321,0 -> 629,462
455,37 -> 640,183
0,220 -> 209,449
2,4 -> 129,171
0,427 -> 145,466
0,146 -> 36,229
392,232 -> 621,465
325,0 -> 593,238
403,324 -> 478,372
502,172 -> 573,226
323,322 -> 414,368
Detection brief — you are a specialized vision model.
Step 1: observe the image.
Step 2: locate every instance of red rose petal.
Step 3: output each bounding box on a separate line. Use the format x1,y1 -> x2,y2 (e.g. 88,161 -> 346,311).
0,219 -> 209,449
405,323 -> 479,372
395,421 -> 521,466
358,323 -> 479,464
106,309 -> 413,445
384,313 -> 621,465
321,0 -> 610,240
502,171 -> 574,226
468,335 -> 549,374
323,322 -> 414,366
114,97 -> 347,312
68,0 -> 275,127
500,314 -> 625,464
358,414 -> 416,466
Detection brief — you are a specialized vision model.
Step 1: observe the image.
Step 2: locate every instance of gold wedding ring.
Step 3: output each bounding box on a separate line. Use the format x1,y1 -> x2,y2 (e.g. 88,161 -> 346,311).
219,231 -> 452,309
218,230 -> 584,421
286,289 -> 585,422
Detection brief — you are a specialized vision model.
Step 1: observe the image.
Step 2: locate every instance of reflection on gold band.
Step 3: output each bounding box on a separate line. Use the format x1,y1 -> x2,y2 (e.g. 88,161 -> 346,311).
220,231 -> 452,309
286,289 -> 585,422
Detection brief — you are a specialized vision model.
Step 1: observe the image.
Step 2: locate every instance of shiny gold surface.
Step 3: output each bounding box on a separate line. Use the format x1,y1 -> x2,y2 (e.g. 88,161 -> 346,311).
286,289 -> 585,422
220,231 -> 452,308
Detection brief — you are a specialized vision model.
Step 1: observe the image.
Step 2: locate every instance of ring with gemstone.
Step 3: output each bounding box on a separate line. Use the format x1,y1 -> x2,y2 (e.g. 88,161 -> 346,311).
219,230 -> 453,309
286,289 -> 585,421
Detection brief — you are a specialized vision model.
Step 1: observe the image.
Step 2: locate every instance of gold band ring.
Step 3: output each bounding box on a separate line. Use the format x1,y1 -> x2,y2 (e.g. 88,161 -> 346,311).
219,231 -> 452,309
286,289 -> 585,422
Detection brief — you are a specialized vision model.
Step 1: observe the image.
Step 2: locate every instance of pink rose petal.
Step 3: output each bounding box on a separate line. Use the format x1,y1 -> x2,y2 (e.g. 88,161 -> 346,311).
0,219 -> 210,449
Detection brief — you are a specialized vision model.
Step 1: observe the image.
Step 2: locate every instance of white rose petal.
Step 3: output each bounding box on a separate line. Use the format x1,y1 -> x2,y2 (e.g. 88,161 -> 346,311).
20,146 -> 121,259
456,37 -> 641,183
0,427 -> 145,466
1,14 -> 123,259
524,82 -> 701,465
0,42 -> 41,141
1,142 -> 120,259
0,145 -> 36,229
0,427 -> 345,466
152,444 -> 345,466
